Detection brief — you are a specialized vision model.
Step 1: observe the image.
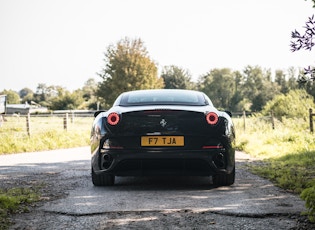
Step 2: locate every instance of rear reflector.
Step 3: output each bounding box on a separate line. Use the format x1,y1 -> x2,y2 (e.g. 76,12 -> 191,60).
202,145 -> 223,149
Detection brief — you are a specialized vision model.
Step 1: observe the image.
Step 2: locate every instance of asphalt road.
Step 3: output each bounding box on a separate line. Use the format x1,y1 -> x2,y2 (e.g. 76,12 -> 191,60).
0,147 -> 309,229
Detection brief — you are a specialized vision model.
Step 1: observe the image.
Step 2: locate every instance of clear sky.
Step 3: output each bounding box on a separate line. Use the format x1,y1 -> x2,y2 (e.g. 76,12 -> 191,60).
1,0 -> 315,92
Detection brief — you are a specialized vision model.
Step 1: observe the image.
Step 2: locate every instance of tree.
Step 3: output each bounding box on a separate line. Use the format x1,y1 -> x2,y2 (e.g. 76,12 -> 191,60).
291,14 -> 315,82
82,78 -> 97,101
240,66 -> 280,111
97,37 -> 164,108
33,83 -> 60,107
0,89 -> 20,104
275,70 -> 288,93
19,88 -> 34,104
229,70 -> 246,111
79,78 -> 99,110
161,65 -> 194,89
50,89 -> 84,110
286,67 -> 300,92
198,68 -> 236,110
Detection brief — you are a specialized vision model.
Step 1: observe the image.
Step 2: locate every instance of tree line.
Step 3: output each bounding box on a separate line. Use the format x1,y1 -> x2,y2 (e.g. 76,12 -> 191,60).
1,37 -> 315,115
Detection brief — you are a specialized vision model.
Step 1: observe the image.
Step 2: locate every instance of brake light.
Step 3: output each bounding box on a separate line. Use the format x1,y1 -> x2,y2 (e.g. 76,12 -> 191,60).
206,112 -> 219,125
107,112 -> 120,125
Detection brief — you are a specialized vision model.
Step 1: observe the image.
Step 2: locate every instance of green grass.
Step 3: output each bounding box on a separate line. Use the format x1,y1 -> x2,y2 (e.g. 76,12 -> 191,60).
0,187 -> 41,230
234,115 -> 315,222
0,115 -> 93,229
0,116 -> 93,154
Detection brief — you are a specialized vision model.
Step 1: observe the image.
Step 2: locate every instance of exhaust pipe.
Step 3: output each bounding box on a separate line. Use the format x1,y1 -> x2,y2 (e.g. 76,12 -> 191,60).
102,154 -> 113,169
213,152 -> 226,169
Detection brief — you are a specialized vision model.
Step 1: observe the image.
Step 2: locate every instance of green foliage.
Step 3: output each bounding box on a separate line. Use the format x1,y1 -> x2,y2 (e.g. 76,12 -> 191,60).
250,151 -> 315,193
21,80 -> 98,110
199,68 -> 236,110
80,78 -> 99,110
0,90 -> 20,104
161,65 -> 195,89
241,66 -> 280,111
262,89 -> 315,119
97,37 -> 164,108
301,186 -> 315,222
33,84 -> 57,107
50,90 -> 84,110
197,66 -> 283,111
0,187 -> 40,229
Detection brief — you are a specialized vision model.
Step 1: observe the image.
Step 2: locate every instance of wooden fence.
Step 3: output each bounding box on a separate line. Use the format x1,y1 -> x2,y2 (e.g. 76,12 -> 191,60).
310,108 -> 315,133
241,109 -> 315,133
241,110 -> 275,131
0,112 -> 94,137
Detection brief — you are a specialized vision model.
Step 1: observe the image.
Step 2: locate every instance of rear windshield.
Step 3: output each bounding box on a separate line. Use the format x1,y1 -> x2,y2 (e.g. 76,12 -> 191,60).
119,90 -> 210,106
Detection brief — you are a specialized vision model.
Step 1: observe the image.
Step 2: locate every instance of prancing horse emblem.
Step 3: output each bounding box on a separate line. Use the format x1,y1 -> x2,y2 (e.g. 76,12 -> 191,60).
160,119 -> 167,127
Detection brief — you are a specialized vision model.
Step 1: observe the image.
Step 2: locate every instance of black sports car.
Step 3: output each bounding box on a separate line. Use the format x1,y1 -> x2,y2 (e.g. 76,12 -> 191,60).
90,89 -> 235,186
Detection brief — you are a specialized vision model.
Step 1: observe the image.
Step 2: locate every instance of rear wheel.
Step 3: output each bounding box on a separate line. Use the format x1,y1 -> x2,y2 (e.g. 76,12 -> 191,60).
92,168 -> 115,186
213,167 -> 235,186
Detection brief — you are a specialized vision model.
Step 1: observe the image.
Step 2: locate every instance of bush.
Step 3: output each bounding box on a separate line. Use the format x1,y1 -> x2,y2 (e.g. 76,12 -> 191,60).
262,89 -> 315,120
301,186 -> 315,222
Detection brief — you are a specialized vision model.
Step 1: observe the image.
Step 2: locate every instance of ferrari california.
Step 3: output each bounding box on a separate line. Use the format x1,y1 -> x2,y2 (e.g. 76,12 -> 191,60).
90,89 -> 235,186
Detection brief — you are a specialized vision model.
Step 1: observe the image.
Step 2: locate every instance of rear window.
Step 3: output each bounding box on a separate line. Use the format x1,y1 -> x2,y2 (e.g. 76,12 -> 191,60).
119,90 -> 210,106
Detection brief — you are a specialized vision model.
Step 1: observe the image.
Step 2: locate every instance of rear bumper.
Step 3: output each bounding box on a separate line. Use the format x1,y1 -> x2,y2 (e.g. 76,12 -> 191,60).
92,148 -> 235,176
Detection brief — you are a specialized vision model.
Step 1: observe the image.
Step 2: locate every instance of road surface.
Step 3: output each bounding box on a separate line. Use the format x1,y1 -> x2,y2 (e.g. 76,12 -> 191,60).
0,147 -> 310,229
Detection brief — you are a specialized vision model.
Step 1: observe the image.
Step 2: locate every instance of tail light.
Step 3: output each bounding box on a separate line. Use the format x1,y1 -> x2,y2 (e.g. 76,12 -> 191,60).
107,112 -> 120,125
206,112 -> 219,125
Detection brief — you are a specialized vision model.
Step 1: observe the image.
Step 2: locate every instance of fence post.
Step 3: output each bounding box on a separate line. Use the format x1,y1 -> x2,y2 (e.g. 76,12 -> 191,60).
71,111 -> 74,123
63,113 -> 68,131
243,110 -> 246,131
26,113 -> 31,136
310,108 -> 314,133
270,111 -> 275,130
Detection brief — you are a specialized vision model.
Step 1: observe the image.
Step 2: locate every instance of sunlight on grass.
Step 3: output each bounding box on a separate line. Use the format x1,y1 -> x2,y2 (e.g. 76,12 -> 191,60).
0,187 -> 41,229
233,115 -> 315,222
234,116 -> 315,159
0,116 -> 93,154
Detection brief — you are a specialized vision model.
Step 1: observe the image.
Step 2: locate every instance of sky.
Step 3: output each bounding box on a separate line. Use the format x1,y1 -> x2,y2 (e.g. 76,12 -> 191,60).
1,0 -> 315,92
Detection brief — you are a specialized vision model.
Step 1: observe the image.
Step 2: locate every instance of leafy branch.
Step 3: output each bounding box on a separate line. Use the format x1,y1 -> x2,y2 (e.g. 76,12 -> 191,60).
291,15 -> 315,82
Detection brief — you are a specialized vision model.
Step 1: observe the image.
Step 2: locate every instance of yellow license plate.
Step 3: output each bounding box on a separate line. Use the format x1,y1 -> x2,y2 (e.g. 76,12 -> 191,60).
141,136 -> 184,146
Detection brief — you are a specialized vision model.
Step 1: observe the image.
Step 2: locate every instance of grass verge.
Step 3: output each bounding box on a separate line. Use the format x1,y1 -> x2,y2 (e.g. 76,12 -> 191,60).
0,116 -> 92,154
0,187 -> 41,230
234,116 -> 315,222
0,116 -> 92,229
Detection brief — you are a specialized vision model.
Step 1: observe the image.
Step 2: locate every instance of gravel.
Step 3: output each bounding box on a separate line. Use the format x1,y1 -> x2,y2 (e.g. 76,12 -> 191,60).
0,148 -> 314,230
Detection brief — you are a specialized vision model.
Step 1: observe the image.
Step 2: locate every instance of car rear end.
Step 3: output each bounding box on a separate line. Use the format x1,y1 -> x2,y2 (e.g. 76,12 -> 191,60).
92,106 -> 235,178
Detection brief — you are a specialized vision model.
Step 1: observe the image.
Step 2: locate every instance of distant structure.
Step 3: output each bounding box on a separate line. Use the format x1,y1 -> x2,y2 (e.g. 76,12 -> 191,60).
6,102 -> 48,115
0,95 -> 6,127
0,95 -> 6,114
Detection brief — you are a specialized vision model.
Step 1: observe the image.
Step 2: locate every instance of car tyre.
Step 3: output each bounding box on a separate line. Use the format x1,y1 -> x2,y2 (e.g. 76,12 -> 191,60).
213,167 -> 235,186
92,168 -> 115,186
